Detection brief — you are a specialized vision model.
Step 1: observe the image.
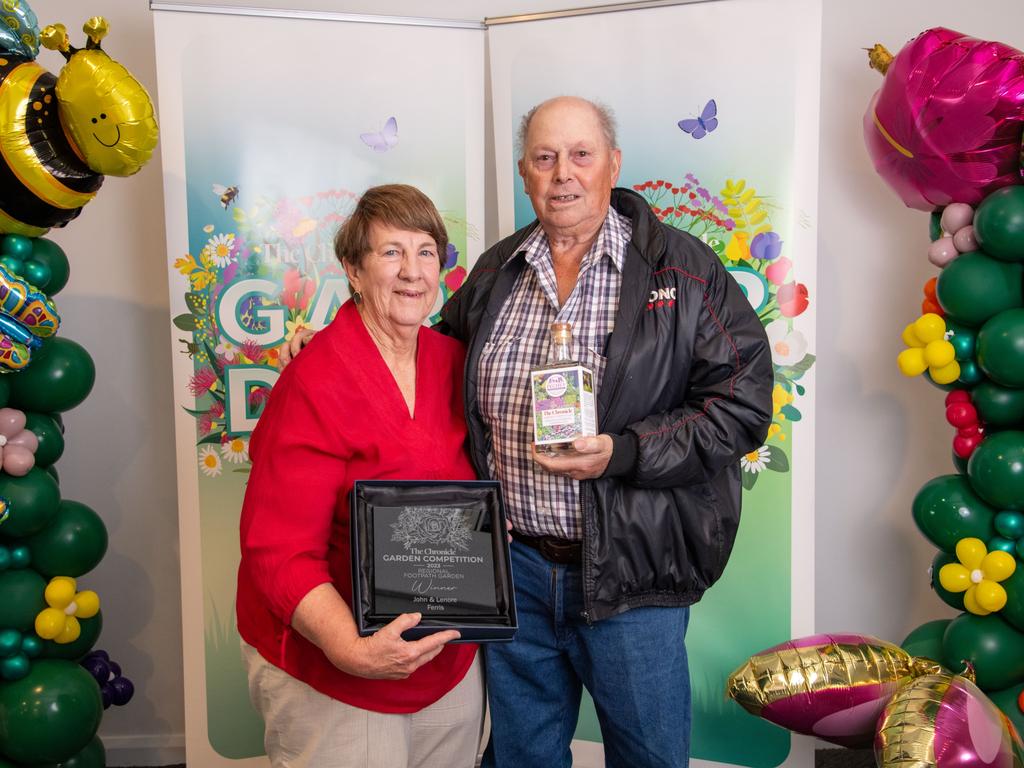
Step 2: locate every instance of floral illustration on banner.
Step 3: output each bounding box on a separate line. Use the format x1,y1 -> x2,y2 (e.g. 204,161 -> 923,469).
635,173 -> 814,490
172,187 -> 471,473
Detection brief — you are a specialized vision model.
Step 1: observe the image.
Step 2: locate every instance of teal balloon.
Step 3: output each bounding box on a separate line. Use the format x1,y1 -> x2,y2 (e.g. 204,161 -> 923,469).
8,338 -> 95,413
912,474 -> 996,551
0,256 -> 23,275
29,239 -> 70,296
948,321 -> 978,361
21,259 -> 51,290
958,360 -> 984,386
0,629 -> 21,657
20,636 -> 41,658
996,511 -> 1024,538
0,569 -> 45,631
0,660 -> 102,763
903,618 -> 952,660
23,412 -> 63,468
9,547 -> 29,568
1,235 -> 33,260
39,613 -> 102,661
975,185 -> 1024,261
29,735 -> 106,768
988,683 -> 1024,747
942,612 -> 1024,690
0,467 -> 60,537
936,251 -> 1024,326
968,431 -> 1024,510
25,501 -> 107,578
931,551 -> 965,611
930,211 -> 943,242
989,536 -> 1017,554
978,309 -> 1024,387
974,381 -> 1024,427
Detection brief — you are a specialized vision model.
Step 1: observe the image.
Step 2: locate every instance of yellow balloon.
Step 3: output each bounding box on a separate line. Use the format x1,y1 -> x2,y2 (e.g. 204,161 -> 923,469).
914,313 -> 947,344
902,323 -> 922,348
982,550 -> 1017,582
75,590 -> 100,619
55,615 -> 81,644
44,577 -> 77,609
974,581 -> 1008,612
924,340 -> 956,368
898,348 -> 928,377
939,563 -> 971,593
964,588 -> 992,616
929,360 -> 961,385
956,538 -> 987,570
34,607 -> 66,640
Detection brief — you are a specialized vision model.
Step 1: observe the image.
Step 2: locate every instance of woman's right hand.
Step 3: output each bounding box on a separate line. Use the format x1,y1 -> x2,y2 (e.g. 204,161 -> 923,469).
278,328 -> 316,369
329,613 -> 461,680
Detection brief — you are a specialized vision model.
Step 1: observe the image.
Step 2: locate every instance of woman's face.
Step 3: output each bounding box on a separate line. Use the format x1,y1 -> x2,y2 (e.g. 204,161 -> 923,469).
345,221 -> 441,334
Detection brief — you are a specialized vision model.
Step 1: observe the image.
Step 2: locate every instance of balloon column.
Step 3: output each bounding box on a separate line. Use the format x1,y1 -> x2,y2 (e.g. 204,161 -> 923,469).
0,2 -> 158,766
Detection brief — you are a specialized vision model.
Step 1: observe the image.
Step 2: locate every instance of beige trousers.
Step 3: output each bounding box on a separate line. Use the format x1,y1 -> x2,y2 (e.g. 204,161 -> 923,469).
242,643 -> 484,768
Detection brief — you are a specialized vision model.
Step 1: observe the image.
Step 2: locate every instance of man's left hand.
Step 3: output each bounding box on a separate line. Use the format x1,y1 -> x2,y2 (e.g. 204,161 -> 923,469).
532,435 -> 613,480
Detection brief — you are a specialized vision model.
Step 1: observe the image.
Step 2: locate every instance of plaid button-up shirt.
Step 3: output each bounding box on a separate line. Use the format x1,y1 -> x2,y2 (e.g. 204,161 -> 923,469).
477,208 -> 632,539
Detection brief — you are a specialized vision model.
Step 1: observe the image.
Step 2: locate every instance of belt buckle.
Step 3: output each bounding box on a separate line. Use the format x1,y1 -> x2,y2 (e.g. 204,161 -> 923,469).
540,537 -> 578,565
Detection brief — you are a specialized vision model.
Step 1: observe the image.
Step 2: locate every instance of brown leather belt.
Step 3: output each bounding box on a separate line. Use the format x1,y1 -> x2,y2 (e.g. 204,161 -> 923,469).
511,529 -> 582,565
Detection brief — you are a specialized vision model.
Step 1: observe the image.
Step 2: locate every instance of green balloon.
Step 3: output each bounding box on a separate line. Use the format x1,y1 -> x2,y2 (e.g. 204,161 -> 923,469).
23,412 -> 63,468
930,211 -> 943,242
978,309 -> 1024,386
953,449 -> 969,474
27,735 -> 106,768
8,338 -> 94,413
975,186 -> 1024,261
0,467 -> 60,538
987,684 -> 1024,744
902,618 -> 951,660
0,256 -> 22,276
25,501 -> 107,578
996,511 -> 1024,538
38,613 -> 102,661
936,251 -> 1024,327
0,660 -> 102,764
930,551 -> 965,612
943,612 -> 1024,690
948,321 -> 978,361
989,536 -> 1017,554
29,239 -> 69,297
968,431 -> 1024,510
1,235 -> 32,260
0,570 -> 45,631
999,568 -> 1024,633
20,260 -> 50,291
912,474 -> 996,551
958,360 -> 985,387
973,381 -> 1024,427
45,465 -> 58,485
0,377 -> 10,408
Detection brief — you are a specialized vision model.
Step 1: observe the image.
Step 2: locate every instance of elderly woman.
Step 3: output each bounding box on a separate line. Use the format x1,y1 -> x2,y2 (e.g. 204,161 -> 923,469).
236,184 -> 482,768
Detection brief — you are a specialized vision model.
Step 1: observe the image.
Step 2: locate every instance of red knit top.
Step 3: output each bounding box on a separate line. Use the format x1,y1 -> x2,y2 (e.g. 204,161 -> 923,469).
236,300 -> 478,712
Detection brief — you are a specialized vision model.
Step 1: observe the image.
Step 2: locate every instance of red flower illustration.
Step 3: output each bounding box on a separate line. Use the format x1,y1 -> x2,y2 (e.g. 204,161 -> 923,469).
777,282 -> 809,317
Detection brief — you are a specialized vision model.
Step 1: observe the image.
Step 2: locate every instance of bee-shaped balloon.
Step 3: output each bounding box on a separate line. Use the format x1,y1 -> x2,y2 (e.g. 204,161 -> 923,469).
0,8 -> 158,236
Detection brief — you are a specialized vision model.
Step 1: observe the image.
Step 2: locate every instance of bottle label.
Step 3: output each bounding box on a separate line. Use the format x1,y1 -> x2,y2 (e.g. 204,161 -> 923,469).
530,365 -> 598,445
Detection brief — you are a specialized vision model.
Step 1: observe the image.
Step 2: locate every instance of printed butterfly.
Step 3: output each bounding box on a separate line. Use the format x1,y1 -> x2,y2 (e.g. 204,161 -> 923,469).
360,117 -> 398,152
678,100 -> 718,140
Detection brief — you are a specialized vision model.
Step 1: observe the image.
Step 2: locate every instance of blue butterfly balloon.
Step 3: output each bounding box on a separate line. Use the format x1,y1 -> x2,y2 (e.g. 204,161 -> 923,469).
678,100 -> 718,140
360,117 -> 398,152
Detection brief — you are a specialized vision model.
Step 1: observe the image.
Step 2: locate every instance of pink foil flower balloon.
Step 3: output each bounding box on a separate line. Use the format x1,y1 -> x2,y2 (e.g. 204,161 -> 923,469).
864,28 -> 1024,211
0,408 -> 38,476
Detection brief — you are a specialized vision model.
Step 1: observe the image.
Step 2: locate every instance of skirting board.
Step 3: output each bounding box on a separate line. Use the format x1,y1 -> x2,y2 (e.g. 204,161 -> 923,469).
103,733 -> 186,767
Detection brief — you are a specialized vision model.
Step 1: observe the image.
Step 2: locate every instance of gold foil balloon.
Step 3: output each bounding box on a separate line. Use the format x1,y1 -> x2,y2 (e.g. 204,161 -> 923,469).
875,671 -> 1024,768
727,633 -> 941,747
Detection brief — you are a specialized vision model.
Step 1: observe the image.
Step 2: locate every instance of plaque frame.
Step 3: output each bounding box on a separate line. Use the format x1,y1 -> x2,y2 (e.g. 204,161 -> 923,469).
350,479 -> 518,642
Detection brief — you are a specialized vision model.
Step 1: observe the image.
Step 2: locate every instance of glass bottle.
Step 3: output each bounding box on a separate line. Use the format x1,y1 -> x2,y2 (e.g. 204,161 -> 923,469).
529,322 -> 597,453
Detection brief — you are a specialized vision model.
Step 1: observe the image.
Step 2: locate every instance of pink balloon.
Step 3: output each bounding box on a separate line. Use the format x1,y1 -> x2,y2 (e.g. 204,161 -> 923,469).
941,203 -> 975,234
6,430 -> 37,451
953,225 -> 980,253
864,28 -> 1024,211
0,407 -> 26,435
2,445 -> 34,476
929,237 -> 960,267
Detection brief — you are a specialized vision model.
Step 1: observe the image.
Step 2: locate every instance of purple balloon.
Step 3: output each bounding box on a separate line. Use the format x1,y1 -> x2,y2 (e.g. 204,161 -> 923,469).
109,661 -> 121,678
109,676 -> 134,706
81,656 -> 110,684
953,225 -> 979,253
929,237 -> 960,267
100,683 -> 112,709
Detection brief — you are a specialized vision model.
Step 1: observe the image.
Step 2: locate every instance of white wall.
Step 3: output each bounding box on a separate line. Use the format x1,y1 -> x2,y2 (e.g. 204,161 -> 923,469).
22,0 -> 1024,763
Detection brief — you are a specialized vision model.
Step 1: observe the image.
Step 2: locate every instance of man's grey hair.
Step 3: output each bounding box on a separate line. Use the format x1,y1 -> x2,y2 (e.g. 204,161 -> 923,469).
515,97 -> 618,160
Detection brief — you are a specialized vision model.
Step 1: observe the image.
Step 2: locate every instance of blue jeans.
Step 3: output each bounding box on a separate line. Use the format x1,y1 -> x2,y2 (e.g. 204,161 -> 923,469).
483,541 -> 691,768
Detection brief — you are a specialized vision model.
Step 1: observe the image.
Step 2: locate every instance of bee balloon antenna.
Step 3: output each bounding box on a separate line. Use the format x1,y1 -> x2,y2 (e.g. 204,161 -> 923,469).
39,24 -> 77,60
83,17 -> 109,51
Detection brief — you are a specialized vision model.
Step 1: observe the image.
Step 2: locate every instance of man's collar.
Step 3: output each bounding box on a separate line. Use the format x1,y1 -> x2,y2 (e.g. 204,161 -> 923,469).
506,207 -> 630,272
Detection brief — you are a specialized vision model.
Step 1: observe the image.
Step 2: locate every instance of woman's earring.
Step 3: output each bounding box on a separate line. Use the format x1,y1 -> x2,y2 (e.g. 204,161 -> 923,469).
352,290 -> 362,305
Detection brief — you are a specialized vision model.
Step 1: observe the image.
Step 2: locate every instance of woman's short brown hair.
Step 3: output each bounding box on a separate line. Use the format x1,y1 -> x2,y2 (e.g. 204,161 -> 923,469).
334,184 -> 449,269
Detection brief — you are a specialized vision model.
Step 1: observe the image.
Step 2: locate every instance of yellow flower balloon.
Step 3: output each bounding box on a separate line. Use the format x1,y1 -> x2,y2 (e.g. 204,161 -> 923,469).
34,576 -> 101,644
938,538 -> 1016,616
897,313 -> 961,383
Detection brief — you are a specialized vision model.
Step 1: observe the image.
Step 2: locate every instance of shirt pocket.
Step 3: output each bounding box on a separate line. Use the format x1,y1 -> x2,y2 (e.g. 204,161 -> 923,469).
478,335 -> 524,424
578,344 -> 608,391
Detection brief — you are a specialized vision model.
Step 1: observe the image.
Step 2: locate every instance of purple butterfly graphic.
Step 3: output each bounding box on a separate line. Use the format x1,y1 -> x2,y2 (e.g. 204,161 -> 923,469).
678,100 -> 718,140
360,117 -> 398,152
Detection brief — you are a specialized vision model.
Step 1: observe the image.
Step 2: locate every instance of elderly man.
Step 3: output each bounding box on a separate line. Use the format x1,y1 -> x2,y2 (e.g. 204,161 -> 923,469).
283,96 -> 773,767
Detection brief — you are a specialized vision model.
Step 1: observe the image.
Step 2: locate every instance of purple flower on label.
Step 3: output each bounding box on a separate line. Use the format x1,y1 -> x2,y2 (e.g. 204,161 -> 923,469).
750,231 -> 783,261
712,197 -> 728,214
685,173 -> 699,184
444,243 -> 459,270
697,187 -> 710,200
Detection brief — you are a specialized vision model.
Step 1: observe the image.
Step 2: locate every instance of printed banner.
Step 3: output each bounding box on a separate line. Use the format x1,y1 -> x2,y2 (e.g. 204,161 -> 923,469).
489,2 -> 820,766
153,10 -> 484,765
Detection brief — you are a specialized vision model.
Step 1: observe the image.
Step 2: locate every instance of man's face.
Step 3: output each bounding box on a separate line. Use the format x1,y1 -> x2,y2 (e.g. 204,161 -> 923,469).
518,99 -> 621,239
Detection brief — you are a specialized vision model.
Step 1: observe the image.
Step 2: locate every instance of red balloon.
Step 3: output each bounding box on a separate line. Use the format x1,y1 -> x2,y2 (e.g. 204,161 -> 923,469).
948,402 -> 979,428
864,28 -> 1024,211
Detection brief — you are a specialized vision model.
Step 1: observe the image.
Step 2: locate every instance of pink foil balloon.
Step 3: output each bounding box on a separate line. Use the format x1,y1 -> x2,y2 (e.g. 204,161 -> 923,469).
864,28 -> 1024,211
929,237 -> 960,267
0,407 -> 37,476
942,203 -> 976,233
954,225 -> 980,253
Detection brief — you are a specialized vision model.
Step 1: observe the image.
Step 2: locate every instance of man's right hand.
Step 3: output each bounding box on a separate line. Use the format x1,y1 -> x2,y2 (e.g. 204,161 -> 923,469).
278,329 -> 316,369
328,613 -> 460,680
